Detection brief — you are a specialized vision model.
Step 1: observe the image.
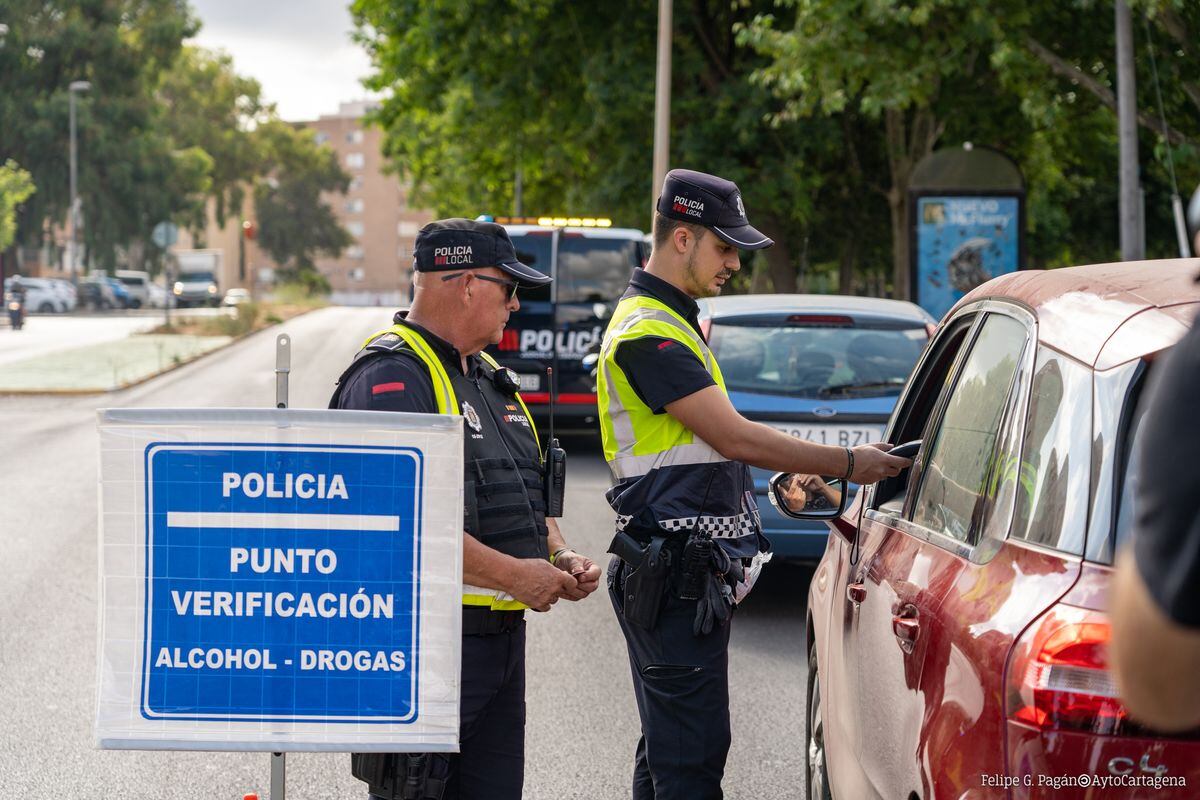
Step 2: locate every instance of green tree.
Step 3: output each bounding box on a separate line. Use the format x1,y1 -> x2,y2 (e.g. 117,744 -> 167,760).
252,120 -> 352,292
0,0 -> 204,270
158,46 -> 273,236
0,161 -> 36,252
352,0 -> 889,292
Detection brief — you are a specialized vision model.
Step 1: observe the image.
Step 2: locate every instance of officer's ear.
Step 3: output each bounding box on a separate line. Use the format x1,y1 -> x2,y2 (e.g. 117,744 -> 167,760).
672,225 -> 692,254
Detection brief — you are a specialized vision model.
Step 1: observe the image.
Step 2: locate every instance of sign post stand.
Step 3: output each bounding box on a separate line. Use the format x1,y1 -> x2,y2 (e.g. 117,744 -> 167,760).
271,332 -> 291,798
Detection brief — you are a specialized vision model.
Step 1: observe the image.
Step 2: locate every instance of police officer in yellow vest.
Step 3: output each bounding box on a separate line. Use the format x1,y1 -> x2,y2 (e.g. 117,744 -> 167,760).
599,169 -> 912,799
331,218 -> 603,800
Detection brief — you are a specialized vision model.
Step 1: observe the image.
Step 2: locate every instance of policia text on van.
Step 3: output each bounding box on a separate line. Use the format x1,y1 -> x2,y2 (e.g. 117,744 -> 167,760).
331,218 -> 603,800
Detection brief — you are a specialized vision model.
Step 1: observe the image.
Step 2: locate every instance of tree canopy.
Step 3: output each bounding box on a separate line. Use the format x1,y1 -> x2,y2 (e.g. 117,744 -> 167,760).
355,0 -> 1200,296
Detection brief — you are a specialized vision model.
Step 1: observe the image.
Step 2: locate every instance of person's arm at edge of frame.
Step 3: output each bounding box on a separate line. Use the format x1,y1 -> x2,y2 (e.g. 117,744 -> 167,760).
664,385 -> 912,483
1110,550 -> 1200,731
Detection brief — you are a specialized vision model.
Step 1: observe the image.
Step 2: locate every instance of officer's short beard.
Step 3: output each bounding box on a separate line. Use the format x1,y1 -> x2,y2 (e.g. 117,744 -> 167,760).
684,246 -> 719,299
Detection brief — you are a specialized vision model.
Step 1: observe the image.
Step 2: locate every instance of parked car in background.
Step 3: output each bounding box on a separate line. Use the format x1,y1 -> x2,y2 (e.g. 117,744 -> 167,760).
786,260 -> 1200,800
222,287 -> 251,307
78,275 -> 119,310
115,270 -> 152,308
698,294 -> 934,561
2,277 -> 69,313
48,278 -> 77,311
100,276 -> 133,308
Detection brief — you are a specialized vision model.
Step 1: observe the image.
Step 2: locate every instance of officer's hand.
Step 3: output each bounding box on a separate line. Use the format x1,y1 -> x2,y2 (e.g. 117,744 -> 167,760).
555,551 -> 602,600
849,442 -> 912,485
511,558 -> 579,612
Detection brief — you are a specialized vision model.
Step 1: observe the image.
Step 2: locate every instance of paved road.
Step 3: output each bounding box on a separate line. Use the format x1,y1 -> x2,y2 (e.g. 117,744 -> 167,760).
0,306 -> 812,799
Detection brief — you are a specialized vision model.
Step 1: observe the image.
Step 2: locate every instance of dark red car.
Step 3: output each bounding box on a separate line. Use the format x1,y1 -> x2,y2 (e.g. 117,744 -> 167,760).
778,260 -> 1200,799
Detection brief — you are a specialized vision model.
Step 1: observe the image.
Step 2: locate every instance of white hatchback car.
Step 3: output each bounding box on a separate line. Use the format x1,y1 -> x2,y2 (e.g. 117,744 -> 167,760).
3,277 -> 69,313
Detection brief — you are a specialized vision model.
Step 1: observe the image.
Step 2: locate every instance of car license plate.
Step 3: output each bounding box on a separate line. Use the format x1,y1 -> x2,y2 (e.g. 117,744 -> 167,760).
518,374 -> 541,392
770,424 -> 882,447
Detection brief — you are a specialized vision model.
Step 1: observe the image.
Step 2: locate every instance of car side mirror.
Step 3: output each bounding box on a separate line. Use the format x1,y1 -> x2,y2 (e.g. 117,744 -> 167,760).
768,473 -> 849,519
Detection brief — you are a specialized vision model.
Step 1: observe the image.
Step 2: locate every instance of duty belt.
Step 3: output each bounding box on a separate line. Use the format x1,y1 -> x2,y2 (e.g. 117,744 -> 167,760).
461,606 -> 524,636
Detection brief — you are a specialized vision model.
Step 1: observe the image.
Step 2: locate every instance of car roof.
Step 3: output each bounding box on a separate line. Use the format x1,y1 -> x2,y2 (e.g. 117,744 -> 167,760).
953,259 -> 1200,368
698,293 -> 935,325
503,225 -> 645,240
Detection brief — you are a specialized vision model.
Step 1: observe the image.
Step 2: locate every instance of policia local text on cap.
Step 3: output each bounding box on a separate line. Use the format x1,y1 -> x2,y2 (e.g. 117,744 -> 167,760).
597,169 -> 913,799
331,218 -> 604,800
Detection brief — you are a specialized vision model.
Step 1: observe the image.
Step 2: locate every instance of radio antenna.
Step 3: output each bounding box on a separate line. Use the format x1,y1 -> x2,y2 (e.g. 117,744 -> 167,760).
546,365 -> 556,449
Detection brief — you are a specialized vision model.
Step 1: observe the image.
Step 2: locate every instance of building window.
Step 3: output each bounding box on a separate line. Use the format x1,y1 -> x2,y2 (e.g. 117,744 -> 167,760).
346,245 -> 365,260
398,221 -> 420,237
349,176 -> 364,191
346,221 -> 365,237
346,130 -> 364,144
349,267 -> 365,281
345,152 -> 364,169
345,198 -> 364,214
314,132 -> 330,145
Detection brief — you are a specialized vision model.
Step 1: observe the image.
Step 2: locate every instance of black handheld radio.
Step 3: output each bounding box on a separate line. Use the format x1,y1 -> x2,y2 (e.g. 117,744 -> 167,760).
543,366 -> 566,517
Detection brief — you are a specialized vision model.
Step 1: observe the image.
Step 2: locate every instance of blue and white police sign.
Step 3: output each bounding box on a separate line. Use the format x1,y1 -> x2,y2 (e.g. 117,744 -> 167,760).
96,408 -> 464,752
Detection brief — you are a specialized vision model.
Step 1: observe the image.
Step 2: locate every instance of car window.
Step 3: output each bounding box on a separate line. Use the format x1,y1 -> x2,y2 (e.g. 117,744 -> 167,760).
708,322 -> 926,398
910,313 -> 1027,544
1005,349 -> 1091,554
556,235 -> 639,304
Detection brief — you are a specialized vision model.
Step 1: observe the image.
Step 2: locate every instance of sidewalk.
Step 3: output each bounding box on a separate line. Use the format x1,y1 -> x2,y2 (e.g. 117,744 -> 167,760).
0,316 -> 231,393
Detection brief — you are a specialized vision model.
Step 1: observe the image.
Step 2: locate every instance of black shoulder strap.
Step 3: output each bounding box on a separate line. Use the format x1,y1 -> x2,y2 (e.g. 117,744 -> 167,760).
327,333 -> 421,409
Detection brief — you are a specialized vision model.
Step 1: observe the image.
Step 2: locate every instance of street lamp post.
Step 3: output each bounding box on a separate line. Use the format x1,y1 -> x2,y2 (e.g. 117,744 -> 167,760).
68,80 -> 91,281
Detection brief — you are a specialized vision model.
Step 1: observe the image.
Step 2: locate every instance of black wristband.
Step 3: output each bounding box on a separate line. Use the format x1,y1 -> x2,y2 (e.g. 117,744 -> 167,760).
843,447 -> 855,481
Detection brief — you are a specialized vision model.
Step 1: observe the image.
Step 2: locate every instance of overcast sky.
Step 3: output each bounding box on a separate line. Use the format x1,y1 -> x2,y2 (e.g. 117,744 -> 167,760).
187,0 -> 377,121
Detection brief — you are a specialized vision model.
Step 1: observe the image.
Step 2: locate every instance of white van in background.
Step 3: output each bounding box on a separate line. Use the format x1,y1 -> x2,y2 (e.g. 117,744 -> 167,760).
115,270 -> 152,309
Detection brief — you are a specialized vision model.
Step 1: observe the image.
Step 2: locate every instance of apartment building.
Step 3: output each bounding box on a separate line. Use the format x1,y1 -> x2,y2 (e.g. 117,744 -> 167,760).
304,101 -> 433,306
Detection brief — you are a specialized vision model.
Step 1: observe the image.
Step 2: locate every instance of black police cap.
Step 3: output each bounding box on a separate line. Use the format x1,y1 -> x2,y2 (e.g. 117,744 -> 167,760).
414,218 -> 551,287
655,168 -> 774,250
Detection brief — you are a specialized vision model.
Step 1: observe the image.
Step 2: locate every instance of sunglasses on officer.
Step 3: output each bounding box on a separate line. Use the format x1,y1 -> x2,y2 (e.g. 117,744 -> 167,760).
440,271 -> 520,302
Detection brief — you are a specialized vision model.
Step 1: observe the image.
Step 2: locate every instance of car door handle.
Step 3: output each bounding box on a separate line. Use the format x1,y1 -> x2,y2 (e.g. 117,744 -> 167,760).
892,605 -> 920,652
847,583 -> 867,605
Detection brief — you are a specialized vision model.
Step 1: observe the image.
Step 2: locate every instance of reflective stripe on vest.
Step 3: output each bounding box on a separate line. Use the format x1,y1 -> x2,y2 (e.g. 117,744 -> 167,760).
597,295 -> 730,481
362,323 -> 545,611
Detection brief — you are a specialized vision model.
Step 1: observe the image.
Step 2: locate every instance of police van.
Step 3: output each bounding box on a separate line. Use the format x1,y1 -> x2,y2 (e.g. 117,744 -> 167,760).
480,216 -> 648,432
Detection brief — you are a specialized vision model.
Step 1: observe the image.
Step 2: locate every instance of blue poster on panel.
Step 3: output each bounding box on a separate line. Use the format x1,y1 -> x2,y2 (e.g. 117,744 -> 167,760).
915,196 -> 1020,320
142,443 -> 421,723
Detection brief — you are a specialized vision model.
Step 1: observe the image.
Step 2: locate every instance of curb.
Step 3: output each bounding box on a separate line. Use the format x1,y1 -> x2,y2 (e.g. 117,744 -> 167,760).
0,306 -> 323,397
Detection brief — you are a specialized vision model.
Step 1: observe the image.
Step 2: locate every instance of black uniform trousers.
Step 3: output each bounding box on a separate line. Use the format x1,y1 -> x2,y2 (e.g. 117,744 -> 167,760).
608,556 -> 733,800
369,620 -> 527,800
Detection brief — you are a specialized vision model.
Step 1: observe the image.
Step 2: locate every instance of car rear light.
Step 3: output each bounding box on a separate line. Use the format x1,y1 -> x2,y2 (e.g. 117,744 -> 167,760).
785,314 -> 853,327
699,318 -> 712,339
1007,604 -> 1199,739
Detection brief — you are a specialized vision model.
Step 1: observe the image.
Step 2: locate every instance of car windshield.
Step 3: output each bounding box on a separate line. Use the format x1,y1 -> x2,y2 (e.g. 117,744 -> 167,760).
507,231 -> 639,304
708,321 -> 927,398
181,271 -> 215,283
556,235 -> 639,304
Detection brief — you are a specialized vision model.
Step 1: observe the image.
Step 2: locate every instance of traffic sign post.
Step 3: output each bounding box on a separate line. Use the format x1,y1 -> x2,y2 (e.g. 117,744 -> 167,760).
95,407 -> 465,755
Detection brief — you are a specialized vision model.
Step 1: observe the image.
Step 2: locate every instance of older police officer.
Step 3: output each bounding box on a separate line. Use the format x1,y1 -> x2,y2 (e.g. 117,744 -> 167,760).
598,169 -> 910,799
332,218 -> 603,800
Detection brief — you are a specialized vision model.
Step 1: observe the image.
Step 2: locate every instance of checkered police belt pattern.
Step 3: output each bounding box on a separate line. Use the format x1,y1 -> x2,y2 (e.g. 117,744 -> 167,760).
658,509 -> 762,539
